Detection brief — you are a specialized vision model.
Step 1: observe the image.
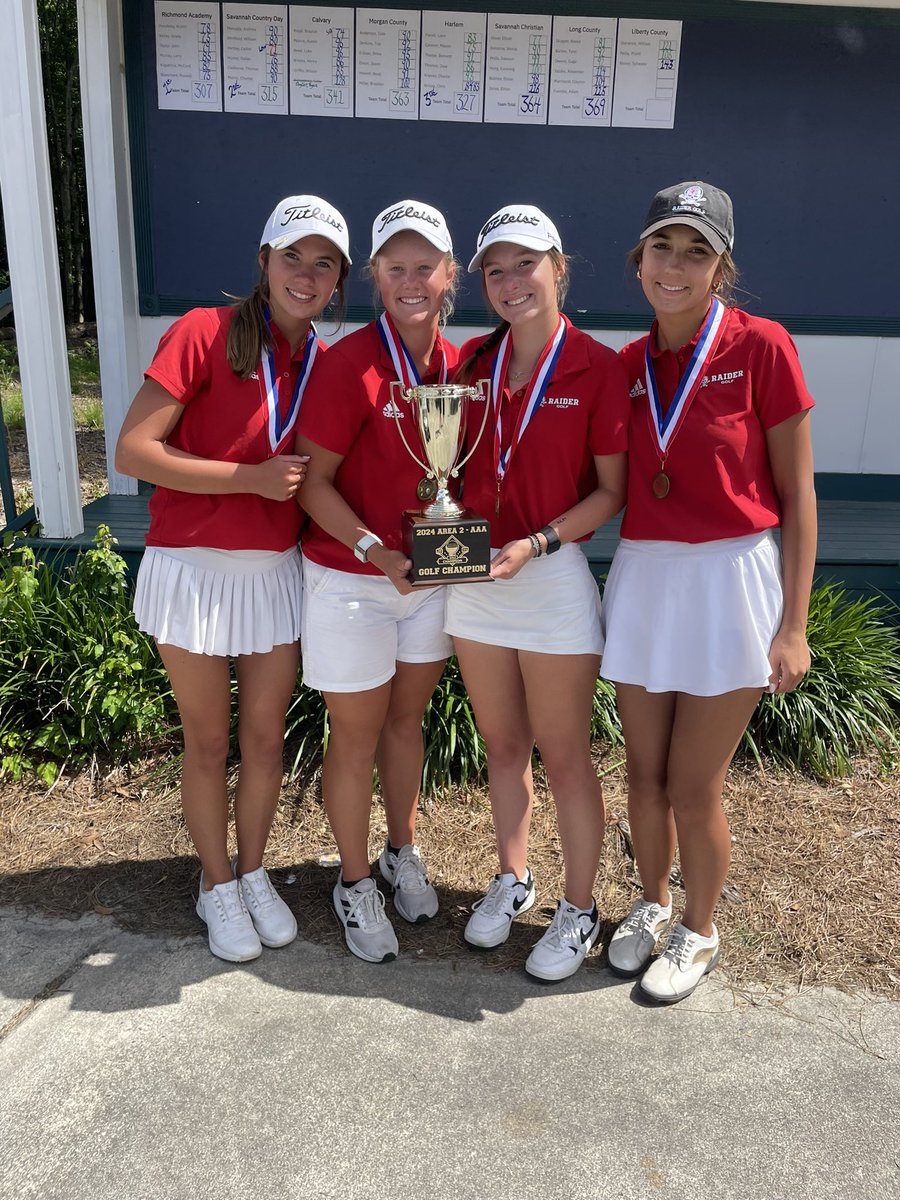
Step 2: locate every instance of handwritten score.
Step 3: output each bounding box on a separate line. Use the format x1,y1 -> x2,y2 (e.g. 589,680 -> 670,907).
420,11 -> 486,123
223,3 -> 289,115
548,16 -> 617,127
355,8 -> 421,119
289,6 -> 354,116
611,19 -> 681,129
155,1 -> 222,111
484,14 -> 551,125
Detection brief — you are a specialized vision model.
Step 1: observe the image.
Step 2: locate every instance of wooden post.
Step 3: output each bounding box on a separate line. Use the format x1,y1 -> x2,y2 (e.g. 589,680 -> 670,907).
0,0 -> 83,537
78,0 -> 142,496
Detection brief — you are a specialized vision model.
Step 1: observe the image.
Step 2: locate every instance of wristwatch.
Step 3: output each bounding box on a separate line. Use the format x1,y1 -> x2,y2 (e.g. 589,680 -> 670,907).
353,533 -> 383,562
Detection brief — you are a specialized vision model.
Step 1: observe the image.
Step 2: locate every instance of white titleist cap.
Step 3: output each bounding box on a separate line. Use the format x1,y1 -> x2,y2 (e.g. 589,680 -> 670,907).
260,195 -> 352,263
468,204 -> 562,272
371,199 -> 453,257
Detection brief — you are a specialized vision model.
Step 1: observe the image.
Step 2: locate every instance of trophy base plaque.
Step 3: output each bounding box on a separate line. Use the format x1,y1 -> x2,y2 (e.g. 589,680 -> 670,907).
402,510 -> 493,586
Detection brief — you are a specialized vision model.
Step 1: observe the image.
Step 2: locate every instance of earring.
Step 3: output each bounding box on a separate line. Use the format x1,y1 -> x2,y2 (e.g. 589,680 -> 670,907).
636,269 -> 642,279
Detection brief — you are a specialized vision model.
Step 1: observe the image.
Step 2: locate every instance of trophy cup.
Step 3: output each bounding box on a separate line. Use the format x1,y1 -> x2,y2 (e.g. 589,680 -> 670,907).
390,380 -> 493,586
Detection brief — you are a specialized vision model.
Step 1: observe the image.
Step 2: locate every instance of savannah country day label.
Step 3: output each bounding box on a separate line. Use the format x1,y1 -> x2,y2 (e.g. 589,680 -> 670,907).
223,3 -> 289,115
155,1 -> 222,111
420,11 -> 487,123
289,6 -> 354,117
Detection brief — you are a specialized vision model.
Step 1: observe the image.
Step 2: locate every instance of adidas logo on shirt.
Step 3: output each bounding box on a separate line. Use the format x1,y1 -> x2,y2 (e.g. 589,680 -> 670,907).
629,379 -> 647,398
382,399 -> 404,419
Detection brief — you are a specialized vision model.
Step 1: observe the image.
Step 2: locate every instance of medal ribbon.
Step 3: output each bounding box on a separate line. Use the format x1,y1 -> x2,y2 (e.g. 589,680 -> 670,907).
260,307 -> 318,455
644,296 -> 728,457
490,315 -> 567,485
377,311 -> 448,390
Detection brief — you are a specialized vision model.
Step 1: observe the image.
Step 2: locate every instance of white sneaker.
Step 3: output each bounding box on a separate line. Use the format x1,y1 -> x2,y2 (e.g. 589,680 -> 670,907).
464,869 -> 535,949
607,897 -> 672,978
196,875 -> 262,962
333,876 -> 399,963
378,842 -> 439,924
639,923 -> 720,1003
525,899 -> 600,982
232,858 -> 298,948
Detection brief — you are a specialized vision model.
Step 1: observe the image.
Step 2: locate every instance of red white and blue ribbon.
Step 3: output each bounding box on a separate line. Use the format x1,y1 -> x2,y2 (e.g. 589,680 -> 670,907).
490,315 -> 566,483
377,311 -> 448,389
260,307 -> 318,455
644,297 -> 728,455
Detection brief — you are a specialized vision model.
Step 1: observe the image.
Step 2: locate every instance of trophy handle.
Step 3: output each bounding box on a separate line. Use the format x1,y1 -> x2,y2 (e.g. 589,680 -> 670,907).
389,381 -> 432,475
451,379 -> 492,474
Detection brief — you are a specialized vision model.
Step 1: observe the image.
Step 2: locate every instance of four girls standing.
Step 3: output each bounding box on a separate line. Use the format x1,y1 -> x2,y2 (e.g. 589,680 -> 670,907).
121,181 -> 815,1000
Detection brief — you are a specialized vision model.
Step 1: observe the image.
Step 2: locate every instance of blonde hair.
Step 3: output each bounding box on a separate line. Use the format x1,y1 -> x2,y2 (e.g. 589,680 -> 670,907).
226,247 -> 349,379
365,248 -> 460,328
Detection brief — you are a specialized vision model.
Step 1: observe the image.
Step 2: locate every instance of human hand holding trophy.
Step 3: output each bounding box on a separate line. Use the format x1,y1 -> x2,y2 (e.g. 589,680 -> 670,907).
390,381 -> 493,586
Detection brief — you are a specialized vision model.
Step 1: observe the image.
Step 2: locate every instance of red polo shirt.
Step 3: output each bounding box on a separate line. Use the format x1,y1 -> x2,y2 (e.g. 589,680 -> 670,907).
619,307 -> 815,543
144,306 -> 321,551
296,322 -> 461,574
455,320 -> 629,545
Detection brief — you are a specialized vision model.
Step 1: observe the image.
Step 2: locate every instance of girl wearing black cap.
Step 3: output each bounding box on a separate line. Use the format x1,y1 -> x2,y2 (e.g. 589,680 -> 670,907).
448,205 -> 629,982
115,195 -> 350,962
601,181 -> 817,1002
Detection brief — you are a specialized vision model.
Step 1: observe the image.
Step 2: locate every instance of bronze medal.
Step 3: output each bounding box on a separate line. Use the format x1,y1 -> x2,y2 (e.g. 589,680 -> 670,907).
416,476 -> 438,503
652,471 -> 670,500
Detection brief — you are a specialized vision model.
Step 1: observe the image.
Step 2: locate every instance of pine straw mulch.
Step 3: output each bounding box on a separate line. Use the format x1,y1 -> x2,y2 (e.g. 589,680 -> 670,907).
0,747 -> 897,997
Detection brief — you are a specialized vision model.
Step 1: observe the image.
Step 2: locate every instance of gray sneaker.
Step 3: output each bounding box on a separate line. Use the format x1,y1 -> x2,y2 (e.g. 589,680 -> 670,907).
607,898 -> 672,978
196,875 -> 262,963
378,842 -> 439,924
332,876 -> 399,963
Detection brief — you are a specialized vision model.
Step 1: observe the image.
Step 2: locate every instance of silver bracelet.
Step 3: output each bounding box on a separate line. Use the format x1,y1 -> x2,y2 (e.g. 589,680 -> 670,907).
527,533 -> 542,558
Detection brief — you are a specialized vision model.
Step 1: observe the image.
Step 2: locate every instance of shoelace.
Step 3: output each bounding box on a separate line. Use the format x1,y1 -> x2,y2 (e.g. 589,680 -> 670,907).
212,883 -> 248,925
541,905 -> 591,951
474,877 -> 518,916
344,884 -> 387,931
242,870 -> 276,912
662,926 -> 696,967
392,850 -> 428,894
620,901 -> 664,936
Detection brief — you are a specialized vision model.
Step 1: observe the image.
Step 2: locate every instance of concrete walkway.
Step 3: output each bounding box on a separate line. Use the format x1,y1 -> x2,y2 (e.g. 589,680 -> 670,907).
1,908 -> 898,1200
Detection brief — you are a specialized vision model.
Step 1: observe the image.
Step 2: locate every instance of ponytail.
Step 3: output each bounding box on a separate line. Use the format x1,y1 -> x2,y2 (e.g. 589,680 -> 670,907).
453,321 -> 509,387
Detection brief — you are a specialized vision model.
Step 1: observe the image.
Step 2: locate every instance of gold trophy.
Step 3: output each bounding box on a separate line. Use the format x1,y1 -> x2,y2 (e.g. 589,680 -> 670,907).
390,380 -> 493,585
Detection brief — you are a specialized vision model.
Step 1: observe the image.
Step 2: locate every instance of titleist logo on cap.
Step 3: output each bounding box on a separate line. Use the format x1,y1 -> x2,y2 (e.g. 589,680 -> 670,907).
378,204 -> 441,233
478,211 -> 540,243
281,204 -> 344,231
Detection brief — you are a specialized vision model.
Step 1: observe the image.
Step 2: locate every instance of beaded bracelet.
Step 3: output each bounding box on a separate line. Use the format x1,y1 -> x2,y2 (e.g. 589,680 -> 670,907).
527,533 -> 543,558
539,525 -> 562,555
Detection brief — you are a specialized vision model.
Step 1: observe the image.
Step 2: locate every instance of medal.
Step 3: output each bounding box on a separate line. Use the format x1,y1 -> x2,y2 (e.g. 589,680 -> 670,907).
259,307 -> 318,456
416,476 -> 438,502
490,316 -> 567,497
643,297 -> 730,498
652,471 -> 670,499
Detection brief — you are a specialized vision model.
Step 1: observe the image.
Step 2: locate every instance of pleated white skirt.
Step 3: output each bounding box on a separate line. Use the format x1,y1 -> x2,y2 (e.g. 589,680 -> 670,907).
133,546 -> 303,657
599,532 -> 783,696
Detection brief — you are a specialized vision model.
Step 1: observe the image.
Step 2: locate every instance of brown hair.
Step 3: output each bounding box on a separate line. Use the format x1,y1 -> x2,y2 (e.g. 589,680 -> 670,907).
627,237 -> 739,304
226,247 -> 350,379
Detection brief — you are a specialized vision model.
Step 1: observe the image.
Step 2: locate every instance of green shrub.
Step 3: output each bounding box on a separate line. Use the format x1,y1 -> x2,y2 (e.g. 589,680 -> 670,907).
0,528 -> 175,783
743,584 -> 900,777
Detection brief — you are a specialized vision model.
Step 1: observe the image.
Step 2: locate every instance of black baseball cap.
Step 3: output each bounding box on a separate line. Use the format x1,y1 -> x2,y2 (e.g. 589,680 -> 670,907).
640,181 -> 734,255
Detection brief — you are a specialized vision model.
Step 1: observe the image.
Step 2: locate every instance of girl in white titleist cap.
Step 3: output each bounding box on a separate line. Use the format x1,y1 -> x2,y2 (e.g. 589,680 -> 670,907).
295,201 -> 460,964
601,181 -> 817,1003
116,195 -> 350,963
447,204 -> 629,982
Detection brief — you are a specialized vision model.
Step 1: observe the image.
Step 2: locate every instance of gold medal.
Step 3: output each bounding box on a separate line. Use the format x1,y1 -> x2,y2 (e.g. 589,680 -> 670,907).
416,476 -> 438,503
652,471 -> 670,499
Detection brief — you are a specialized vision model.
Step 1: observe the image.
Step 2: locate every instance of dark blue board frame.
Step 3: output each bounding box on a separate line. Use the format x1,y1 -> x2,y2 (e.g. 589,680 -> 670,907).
123,0 -> 900,333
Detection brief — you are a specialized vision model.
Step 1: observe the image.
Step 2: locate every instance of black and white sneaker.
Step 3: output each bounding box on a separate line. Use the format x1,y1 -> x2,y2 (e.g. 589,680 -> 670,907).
525,898 -> 600,982
332,876 -> 398,963
464,869 -> 535,949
